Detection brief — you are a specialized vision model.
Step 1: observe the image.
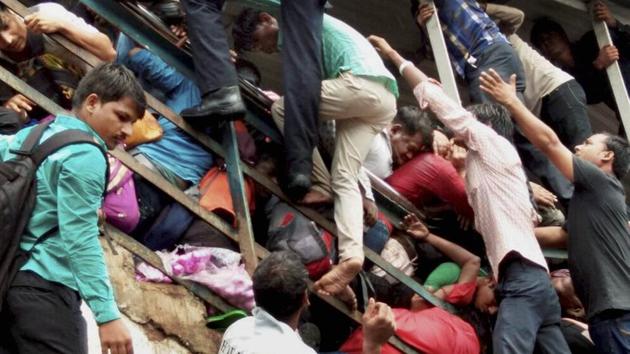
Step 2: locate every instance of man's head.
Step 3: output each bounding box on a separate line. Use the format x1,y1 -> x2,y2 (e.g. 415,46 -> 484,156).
550,269 -> 585,321
575,133 -> 630,179
389,106 -> 434,167
252,251 -> 309,323
473,276 -> 498,316
232,8 -> 279,54
467,103 -> 514,143
0,5 -> 27,53
72,63 -> 146,149
530,17 -> 574,68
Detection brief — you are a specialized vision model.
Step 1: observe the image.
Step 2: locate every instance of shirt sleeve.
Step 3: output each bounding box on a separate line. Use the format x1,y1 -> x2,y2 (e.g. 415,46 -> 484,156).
572,156 -> 611,191
413,81 -> 497,154
124,48 -> 187,96
485,3 -> 525,34
33,3 -> 99,34
57,146 -> 120,324
358,167 -> 374,201
444,281 -> 477,306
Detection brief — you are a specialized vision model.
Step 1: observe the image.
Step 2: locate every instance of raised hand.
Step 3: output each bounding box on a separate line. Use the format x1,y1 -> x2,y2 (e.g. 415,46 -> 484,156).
402,214 -> 429,240
479,69 -> 519,107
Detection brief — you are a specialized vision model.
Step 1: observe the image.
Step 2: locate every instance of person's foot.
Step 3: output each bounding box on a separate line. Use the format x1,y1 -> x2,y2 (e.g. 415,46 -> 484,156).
314,258 -> 363,298
300,189 -> 333,205
181,85 -> 246,124
285,172 -> 311,201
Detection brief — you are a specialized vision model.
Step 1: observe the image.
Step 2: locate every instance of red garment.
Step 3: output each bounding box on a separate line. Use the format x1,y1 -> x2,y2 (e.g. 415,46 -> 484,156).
340,307 -> 480,354
445,281 -> 477,306
386,152 -> 474,219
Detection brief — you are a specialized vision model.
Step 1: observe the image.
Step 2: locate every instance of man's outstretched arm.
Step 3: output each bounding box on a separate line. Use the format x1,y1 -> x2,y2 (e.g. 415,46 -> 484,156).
479,69 -> 575,181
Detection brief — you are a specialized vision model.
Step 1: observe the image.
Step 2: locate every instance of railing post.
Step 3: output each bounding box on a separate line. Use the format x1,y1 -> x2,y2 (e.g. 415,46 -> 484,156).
422,0 -> 461,104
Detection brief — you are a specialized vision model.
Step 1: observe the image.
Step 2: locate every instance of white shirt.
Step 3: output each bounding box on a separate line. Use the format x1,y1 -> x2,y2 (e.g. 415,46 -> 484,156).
364,129 -> 393,179
219,308 -> 316,354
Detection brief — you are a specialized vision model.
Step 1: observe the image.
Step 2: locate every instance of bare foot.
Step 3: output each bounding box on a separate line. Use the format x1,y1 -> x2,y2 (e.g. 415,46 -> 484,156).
299,189 -> 333,205
314,258 -> 363,297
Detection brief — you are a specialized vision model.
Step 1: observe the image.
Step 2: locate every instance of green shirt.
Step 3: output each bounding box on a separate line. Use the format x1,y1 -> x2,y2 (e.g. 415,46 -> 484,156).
236,0 -> 399,97
0,115 -> 119,324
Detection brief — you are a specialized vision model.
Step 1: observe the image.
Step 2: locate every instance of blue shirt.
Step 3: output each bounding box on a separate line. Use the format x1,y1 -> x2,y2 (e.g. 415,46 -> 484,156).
0,115 -> 119,324
435,0 -> 507,77
116,34 -> 213,184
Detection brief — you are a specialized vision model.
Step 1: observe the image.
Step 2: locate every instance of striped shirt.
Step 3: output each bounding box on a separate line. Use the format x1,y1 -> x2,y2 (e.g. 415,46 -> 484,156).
434,0 -> 507,77
413,81 -> 548,278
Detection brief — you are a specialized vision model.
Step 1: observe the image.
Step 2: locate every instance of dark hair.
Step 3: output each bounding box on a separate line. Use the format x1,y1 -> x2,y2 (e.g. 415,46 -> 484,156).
72,63 -> 146,118
603,133 -> 630,179
467,103 -> 514,143
393,105 -> 435,151
530,17 -> 569,49
253,251 -> 309,321
232,8 -> 262,52
0,4 -> 9,27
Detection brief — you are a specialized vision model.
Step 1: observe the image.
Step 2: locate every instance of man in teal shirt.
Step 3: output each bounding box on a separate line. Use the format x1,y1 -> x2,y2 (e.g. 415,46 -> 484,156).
232,4 -> 398,304
0,63 -> 146,354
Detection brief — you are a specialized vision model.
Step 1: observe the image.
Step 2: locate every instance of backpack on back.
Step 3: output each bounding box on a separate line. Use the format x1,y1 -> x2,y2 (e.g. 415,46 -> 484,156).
0,120 -> 106,308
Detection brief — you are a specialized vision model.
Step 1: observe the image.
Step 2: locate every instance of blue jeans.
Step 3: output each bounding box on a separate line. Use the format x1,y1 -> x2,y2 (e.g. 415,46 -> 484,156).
589,311 -> 630,354
494,257 -> 571,354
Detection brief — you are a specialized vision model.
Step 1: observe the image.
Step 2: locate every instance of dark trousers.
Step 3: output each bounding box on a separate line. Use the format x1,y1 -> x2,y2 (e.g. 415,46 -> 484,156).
541,79 -> 592,149
494,257 -> 571,354
589,311 -> 630,354
281,0 -> 325,176
466,42 -> 574,203
0,271 -> 87,354
0,108 -> 22,134
465,42 -> 526,104
180,0 -> 238,94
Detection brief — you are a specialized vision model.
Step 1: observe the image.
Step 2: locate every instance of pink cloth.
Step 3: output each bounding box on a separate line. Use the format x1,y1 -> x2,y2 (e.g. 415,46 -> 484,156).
135,245 -> 255,311
413,81 -> 548,278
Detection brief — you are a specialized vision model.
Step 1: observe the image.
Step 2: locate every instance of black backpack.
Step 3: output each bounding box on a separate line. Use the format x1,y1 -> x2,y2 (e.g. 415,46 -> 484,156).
0,120 -> 107,308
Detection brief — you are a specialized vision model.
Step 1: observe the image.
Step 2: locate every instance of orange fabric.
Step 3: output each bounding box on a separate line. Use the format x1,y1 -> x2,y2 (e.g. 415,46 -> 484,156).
125,111 -> 163,149
198,167 -> 255,227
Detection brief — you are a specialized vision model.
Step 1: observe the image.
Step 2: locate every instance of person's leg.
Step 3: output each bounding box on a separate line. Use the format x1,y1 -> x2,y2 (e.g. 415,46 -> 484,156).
271,99 -> 334,201
493,259 -> 570,354
179,0 -> 244,121
467,42 -> 526,104
4,271 -> 88,354
314,74 -> 396,296
540,79 -> 592,149
533,268 -> 572,354
280,0 -> 326,197
589,312 -> 630,354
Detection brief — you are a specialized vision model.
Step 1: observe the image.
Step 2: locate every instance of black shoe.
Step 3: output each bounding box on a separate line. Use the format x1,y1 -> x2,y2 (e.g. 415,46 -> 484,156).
286,172 -> 311,201
181,85 -> 246,124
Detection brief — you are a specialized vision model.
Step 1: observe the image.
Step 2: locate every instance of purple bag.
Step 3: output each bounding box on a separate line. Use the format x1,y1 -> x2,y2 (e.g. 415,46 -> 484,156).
103,156 -> 140,234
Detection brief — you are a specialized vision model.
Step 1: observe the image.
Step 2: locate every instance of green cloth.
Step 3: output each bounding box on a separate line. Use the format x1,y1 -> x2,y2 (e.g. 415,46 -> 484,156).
236,0 -> 399,97
0,115 -> 119,324
424,262 -> 462,289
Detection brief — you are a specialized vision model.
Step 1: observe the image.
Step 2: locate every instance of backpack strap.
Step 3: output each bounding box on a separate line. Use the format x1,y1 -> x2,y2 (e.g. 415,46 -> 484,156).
30,129 -> 110,194
10,120 -> 55,156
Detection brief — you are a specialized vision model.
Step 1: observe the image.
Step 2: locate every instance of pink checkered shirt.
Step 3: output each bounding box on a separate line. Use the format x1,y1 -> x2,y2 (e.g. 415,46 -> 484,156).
413,81 -> 548,278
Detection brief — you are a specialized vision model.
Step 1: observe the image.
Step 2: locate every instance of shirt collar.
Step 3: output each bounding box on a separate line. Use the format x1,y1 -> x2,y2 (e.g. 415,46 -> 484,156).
54,114 -> 107,150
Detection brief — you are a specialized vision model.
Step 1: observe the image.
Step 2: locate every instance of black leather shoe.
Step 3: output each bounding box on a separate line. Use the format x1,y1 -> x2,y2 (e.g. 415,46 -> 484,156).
181,85 -> 246,124
286,172 -> 311,201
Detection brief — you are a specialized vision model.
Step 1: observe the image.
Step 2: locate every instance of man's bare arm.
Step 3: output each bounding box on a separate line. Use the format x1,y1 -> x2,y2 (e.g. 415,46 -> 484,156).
480,69 -> 575,181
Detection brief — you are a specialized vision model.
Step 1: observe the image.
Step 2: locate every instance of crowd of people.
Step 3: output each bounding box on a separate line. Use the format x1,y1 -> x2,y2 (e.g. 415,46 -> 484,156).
1,0 -> 630,353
